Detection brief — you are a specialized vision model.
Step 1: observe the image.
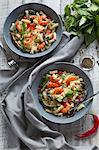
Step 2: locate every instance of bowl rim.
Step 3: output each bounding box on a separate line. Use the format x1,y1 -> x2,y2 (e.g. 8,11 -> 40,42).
3,3 -> 63,58
29,62 -> 93,124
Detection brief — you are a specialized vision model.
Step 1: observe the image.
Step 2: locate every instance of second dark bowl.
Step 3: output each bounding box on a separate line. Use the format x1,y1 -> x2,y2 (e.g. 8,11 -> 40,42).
29,62 -> 93,124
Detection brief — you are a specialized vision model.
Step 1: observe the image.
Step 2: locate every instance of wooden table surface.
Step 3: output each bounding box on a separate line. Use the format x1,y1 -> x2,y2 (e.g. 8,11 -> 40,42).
0,0 -> 99,149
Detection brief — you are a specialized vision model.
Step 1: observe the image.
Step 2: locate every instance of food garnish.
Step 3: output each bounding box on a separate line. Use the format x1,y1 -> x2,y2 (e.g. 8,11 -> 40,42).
64,0 -> 99,46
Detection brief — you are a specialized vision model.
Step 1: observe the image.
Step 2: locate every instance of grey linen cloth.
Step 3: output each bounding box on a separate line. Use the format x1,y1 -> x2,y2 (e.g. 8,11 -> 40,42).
0,34 -> 90,150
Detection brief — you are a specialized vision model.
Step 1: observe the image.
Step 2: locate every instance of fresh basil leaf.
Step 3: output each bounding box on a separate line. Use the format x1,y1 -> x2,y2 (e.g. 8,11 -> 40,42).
74,0 -> 88,5
86,25 -> 94,34
22,22 -> 26,32
88,3 -> 99,12
77,9 -> 92,17
61,74 -> 66,80
64,0 -> 99,46
66,89 -> 73,98
79,16 -> 87,26
64,5 -> 71,16
84,29 -> 96,46
80,23 -> 92,30
65,16 -> 76,31
92,0 -> 99,6
95,15 -> 99,26
41,75 -> 49,87
85,0 -> 91,8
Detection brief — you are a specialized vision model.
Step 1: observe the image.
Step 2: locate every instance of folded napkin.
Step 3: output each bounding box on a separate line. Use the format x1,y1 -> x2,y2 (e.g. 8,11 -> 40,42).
0,33 -> 92,150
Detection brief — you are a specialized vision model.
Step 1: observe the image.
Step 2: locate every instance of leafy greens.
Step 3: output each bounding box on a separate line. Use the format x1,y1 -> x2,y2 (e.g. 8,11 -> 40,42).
64,0 -> 99,46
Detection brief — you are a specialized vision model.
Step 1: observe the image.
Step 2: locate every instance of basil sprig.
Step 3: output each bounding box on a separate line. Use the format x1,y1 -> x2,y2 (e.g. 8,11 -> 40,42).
64,0 -> 99,46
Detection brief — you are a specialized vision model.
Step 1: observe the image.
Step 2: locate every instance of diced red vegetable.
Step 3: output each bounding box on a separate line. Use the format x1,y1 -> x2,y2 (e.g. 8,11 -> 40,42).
61,102 -> 68,107
60,105 -> 71,113
27,23 -> 35,30
46,29 -> 51,35
30,15 -> 36,19
38,42 -> 45,50
65,76 -> 77,86
53,87 -> 63,94
47,82 -> 59,88
38,15 -> 49,26
15,21 -> 22,32
49,76 -> 59,84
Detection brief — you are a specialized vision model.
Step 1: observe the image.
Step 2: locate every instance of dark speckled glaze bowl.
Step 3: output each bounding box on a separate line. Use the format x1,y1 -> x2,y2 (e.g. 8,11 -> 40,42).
3,3 -> 63,58
30,62 -> 93,124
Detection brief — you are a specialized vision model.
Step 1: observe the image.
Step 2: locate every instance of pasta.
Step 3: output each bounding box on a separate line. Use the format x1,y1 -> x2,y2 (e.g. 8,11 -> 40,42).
10,10 -> 58,54
39,70 -> 86,117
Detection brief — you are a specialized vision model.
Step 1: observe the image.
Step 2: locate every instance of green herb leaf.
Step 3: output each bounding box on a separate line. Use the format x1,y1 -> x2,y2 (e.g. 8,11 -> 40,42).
41,75 -> 49,87
64,5 -> 71,16
88,3 -> 99,12
92,0 -> 99,6
77,9 -> 91,17
79,16 -> 87,26
84,29 -> 96,46
65,16 -> 76,31
64,0 -> 99,46
66,89 -> 73,98
95,15 -> 99,26
86,25 -> 94,34
21,22 -> 26,35
61,74 -> 66,80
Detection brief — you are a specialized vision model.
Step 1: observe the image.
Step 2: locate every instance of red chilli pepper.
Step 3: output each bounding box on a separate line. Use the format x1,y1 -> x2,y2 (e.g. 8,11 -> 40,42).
76,114 -> 99,139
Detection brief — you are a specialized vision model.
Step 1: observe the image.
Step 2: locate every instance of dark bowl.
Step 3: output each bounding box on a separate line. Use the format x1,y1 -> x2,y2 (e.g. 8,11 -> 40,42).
29,62 -> 93,124
3,3 -> 63,58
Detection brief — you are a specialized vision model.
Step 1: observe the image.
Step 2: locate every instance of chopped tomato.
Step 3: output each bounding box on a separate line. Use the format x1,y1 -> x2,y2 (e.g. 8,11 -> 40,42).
38,15 -> 49,26
54,87 -> 63,94
40,21 -> 48,26
61,100 -> 71,108
38,42 -> 45,50
27,23 -> 35,30
30,23 -> 35,30
52,33 -> 56,40
65,76 -> 77,86
49,76 -> 59,84
60,105 -> 71,114
46,29 -> 51,35
27,23 -> 30,29
15,21 -> 22,32
61,102 -> 68,107
47,82 -> 59,88
30,15 -> 36,19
